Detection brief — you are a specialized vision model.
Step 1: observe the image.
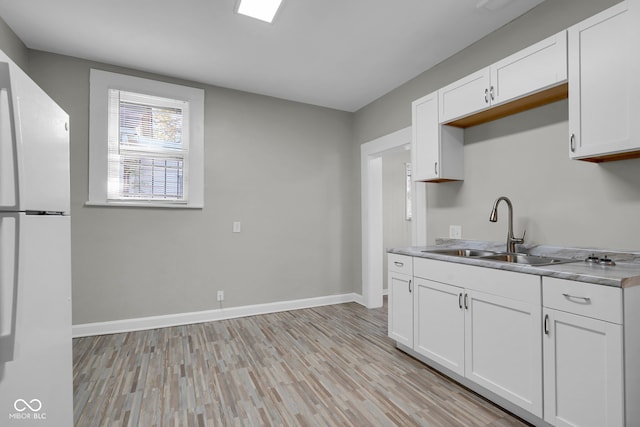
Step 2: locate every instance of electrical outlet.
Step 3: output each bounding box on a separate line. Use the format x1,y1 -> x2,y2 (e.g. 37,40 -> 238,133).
217,290 -> 224,302
449,225 -> 462,239
233,221 -> 241,233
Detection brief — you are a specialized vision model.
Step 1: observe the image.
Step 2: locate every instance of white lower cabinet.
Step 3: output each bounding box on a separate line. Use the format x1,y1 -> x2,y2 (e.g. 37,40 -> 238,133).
414,279 -> 542,416
414,278 -> 464,375
543,277 -> 624,427
465,289 -> 542,417
388,254 -> 413,347
543,308 -> 623,427
393,256 -> 639,426
412,258 -> 542,418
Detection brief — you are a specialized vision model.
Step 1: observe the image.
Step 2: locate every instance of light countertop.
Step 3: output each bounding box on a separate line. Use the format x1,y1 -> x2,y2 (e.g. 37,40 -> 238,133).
388,239 -> 640,288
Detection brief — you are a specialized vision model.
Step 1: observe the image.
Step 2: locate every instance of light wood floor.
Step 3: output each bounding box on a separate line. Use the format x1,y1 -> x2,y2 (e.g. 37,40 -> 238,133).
73,300 -> 530,426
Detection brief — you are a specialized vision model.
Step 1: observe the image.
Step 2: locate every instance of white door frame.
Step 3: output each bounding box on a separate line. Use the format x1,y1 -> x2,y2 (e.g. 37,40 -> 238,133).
361,126 -> 427,308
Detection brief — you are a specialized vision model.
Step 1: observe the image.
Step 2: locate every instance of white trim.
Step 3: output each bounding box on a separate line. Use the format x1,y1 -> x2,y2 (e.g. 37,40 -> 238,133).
84,201 -> 202,209
72,293 -> 361,338
361,126 -> 425,309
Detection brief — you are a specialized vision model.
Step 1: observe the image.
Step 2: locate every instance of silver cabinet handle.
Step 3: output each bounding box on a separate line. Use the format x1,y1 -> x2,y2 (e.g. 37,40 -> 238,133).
394,261 -> 404,267
408,279 -> 412,293
484,88 -> 489,103
458,293 -> 463,309
490,85 -> 495,101
570,133 -> 576,152
464,293 -> 469,310
562,293 -> 591,303
434,161 -> 438,176
544,314 -> 550,335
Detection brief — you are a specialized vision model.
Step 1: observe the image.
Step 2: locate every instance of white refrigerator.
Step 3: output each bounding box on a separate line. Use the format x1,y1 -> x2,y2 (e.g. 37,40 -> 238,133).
0,49 -> 73,425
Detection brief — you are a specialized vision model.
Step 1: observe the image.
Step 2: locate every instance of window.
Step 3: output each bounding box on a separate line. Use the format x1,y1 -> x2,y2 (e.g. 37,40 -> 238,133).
404,162 -> 412,221
108,90 -> 187,201
89,70 -> 204,208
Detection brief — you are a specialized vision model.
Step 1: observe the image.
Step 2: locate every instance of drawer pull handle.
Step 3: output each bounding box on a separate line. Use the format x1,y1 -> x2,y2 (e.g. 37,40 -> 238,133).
544,314 -> 550,335
562,293 -> 591,304
394,261 -> 404,267
570,133 -> 576,152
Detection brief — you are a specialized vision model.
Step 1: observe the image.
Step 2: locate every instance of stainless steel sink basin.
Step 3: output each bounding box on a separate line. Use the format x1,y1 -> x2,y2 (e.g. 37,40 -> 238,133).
480,253 -> 574,266
422,249 -> 497,257
421,248 -> 576,266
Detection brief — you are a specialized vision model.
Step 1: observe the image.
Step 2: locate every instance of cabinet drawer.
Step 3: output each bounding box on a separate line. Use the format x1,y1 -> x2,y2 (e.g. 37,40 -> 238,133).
543,277 -> 622,324
414,258 -> 540,304
388,254 -> 413,275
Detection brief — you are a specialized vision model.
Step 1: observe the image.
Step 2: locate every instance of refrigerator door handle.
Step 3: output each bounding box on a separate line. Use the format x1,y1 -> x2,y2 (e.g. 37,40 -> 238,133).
0,61 -> 19,210
0,213 -> 19,363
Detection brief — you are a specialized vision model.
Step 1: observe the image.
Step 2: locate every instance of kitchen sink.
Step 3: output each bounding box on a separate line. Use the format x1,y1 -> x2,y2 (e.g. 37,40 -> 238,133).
421,248 -> 497,257
421,248 -> 577,266
480,253 -> 574,266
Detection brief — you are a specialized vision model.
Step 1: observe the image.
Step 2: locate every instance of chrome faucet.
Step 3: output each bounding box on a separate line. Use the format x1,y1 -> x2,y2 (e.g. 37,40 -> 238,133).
489,196 -> 525,253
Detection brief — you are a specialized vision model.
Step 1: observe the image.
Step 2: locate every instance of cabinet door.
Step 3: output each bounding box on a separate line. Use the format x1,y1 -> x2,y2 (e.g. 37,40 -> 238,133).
388,271 -> 413,347
569,2 -> 640,160
543,308 -> 623,427
465,290 -> 542,417
413,278 -> 464,376
439,68 -> 491,123
412,92 -> 464,182
412,92 -> 440,181
491,31 -> 567,106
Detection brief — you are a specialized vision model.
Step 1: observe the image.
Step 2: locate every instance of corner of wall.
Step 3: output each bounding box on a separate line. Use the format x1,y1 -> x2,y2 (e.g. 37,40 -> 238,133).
0,15 -> 29,73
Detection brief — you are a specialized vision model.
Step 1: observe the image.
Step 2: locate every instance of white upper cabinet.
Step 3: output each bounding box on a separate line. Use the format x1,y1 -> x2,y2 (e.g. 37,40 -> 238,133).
439,31 -> 567,127
411,91 -> 463,182
438,68 -> 491,125
568,1 -> 640,162
490,31 -> 567,106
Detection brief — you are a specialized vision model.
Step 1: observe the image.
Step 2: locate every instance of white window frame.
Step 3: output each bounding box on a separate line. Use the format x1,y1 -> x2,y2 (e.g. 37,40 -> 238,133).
88,69 -> 204,208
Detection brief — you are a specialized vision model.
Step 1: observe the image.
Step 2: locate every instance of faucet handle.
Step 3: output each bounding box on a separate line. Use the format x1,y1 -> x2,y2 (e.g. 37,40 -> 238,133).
514,229 -> 526,244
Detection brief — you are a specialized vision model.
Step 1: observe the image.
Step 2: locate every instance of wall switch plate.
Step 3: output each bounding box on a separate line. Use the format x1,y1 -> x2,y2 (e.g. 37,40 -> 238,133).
217,290 -> 224,302
449,225 -> 462,239
233,221 -> 241,233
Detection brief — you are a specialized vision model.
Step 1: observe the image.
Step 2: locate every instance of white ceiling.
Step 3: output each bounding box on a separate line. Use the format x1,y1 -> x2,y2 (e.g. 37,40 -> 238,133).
0,0 -> 544,112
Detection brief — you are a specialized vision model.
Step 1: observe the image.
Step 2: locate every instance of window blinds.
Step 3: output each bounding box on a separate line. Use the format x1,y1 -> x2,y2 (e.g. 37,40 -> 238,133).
107,89 -> 190,202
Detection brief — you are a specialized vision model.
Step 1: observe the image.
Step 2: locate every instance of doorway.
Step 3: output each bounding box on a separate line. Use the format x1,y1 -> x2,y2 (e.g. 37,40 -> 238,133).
361,127 -> 427,308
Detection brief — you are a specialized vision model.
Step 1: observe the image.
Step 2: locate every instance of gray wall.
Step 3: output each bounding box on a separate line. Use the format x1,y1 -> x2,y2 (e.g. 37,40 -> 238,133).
5,0 -> 637,322
353,0 -> 640,262
27,51 -> 356,325
0,16 -> 28,71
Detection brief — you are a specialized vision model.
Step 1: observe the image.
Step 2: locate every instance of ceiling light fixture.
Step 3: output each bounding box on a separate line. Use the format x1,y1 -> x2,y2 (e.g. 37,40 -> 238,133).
236,0 -> 283,23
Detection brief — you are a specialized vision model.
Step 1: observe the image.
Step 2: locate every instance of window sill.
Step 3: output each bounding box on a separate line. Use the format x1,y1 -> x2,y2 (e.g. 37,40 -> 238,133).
84,201 -> 203,209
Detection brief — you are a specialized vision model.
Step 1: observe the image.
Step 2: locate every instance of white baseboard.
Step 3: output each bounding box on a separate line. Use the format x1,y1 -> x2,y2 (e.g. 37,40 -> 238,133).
73,292 -> 364,338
